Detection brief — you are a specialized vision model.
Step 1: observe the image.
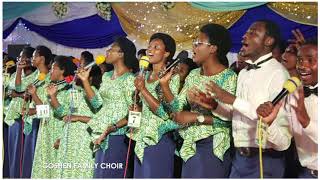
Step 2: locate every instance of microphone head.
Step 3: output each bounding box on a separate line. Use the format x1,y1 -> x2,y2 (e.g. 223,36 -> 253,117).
95,55 -> 106,65
283,77 -> 301,93
176,50 -> 189,61
139,56 -> 150,69
38,73 -> 46,81
5,60 -> 15,67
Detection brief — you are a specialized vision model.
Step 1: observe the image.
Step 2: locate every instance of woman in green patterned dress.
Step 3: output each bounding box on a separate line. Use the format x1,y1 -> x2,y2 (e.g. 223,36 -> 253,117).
31,53 -> 76,178
159,23 -> 237,178
76,37 -> 138,178
52,53 -> 103,178
5,46 -> 37,178
131,33 -> 180,178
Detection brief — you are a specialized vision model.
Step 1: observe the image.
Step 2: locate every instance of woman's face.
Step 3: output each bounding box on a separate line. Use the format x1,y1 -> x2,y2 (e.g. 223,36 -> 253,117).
105,43 -> 122,64
281,44 -> 298,71
31,50 -> 42,67
80,55 -> 86,68
178,63 -> 190,81
50,62 -> 64,81
18,50 -> 32,68
147,39 -> 169,64
192,32 -> 213,65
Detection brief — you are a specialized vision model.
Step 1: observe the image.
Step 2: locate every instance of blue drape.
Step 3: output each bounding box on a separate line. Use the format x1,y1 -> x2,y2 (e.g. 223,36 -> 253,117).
228,4 -> 317,52
3,10 -> 127,49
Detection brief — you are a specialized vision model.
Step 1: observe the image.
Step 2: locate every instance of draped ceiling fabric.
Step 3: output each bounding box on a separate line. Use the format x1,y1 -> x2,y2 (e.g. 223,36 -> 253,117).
4,13 -> 127,48
112,2 -> 246,51
268,2 -> 317,26
3,2 -> 318,57
113,2 -> 317,52
190,2 -> 267,12
3,2 -> 49,20
228,4 -> 317,52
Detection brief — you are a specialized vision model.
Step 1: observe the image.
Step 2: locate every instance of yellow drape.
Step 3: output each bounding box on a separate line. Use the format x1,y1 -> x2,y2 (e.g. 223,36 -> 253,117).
268,2 -> 317,26
112,2 -> 317,50
112,2 -> 245,50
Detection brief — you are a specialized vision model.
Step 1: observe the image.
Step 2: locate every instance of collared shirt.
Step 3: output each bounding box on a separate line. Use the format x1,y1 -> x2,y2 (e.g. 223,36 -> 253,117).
286,88 -> 318,170
232,53 -> 292,151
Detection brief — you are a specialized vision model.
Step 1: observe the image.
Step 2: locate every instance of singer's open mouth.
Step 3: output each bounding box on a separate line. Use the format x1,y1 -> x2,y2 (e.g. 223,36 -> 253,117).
241,41 -> 249,48
299,71 -> 312,76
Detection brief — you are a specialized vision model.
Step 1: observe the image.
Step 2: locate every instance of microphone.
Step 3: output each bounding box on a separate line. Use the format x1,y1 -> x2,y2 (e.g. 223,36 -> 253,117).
76,55 -> 106,73
5,60 -> 16,68
272,77 -> 301,105
85,55 -> 106,69
32,73 -> 47,86
158,50 -> 188,79
54,80 -> 66,86
139,56 -> 150,76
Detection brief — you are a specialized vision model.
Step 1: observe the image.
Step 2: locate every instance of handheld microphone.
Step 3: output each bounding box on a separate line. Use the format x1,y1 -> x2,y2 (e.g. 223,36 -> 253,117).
272,77 -> 301,105
139,56 -> 150,76
85,55 -> 106,69
158,50 -> 188,79
54,80 -> 66,86
32,73 -> 47,86
75,55 -> 106,73
5,60 -> 16,68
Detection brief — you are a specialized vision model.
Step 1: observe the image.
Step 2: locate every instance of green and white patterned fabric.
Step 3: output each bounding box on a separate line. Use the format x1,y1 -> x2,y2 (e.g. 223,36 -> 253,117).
4,70 -> 38,126
169,68 -> 237,162
31,81 -> 70,178
88,71 -> 135,152
129,73 -> 181,163
23,73 -> 51,135
56,85 -> 100,178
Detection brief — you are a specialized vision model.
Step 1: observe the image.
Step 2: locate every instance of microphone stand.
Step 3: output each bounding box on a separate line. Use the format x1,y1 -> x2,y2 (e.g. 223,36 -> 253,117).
60,75 -> 77,178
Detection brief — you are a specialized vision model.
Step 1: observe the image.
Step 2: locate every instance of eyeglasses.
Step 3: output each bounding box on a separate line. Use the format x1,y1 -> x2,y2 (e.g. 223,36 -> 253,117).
192,39 -> 212,48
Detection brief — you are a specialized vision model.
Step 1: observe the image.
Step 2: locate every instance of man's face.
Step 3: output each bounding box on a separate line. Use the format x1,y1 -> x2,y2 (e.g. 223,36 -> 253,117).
296,44 -> 318,86
239,22 -> 268,59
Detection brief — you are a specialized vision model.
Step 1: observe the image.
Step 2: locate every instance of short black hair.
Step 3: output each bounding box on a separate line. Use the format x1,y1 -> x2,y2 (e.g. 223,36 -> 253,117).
150,33 -> 176,63
181,58 -> 198,70
81,51 -> 94,66
274,40 -> 287,54
114,37 -> 139,73
22,46 -> 37,72
35,45 -> 52,66
53,55 -> 77,77
137,49 -> 147,57
200,23 -> 231,67
22,46 -> 35,59
89,66 -> 102,89
257,19 -> 281,50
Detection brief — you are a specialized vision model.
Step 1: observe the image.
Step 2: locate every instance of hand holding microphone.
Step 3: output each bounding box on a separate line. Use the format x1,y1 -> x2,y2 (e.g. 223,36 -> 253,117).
76,55 -> 106,81
134,56 -> 150,91
138,56 -> 150,76
26,73 -> 47,96
32,73 -> 47,86
158,50 -> 188,79
256,77 -> 301,124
